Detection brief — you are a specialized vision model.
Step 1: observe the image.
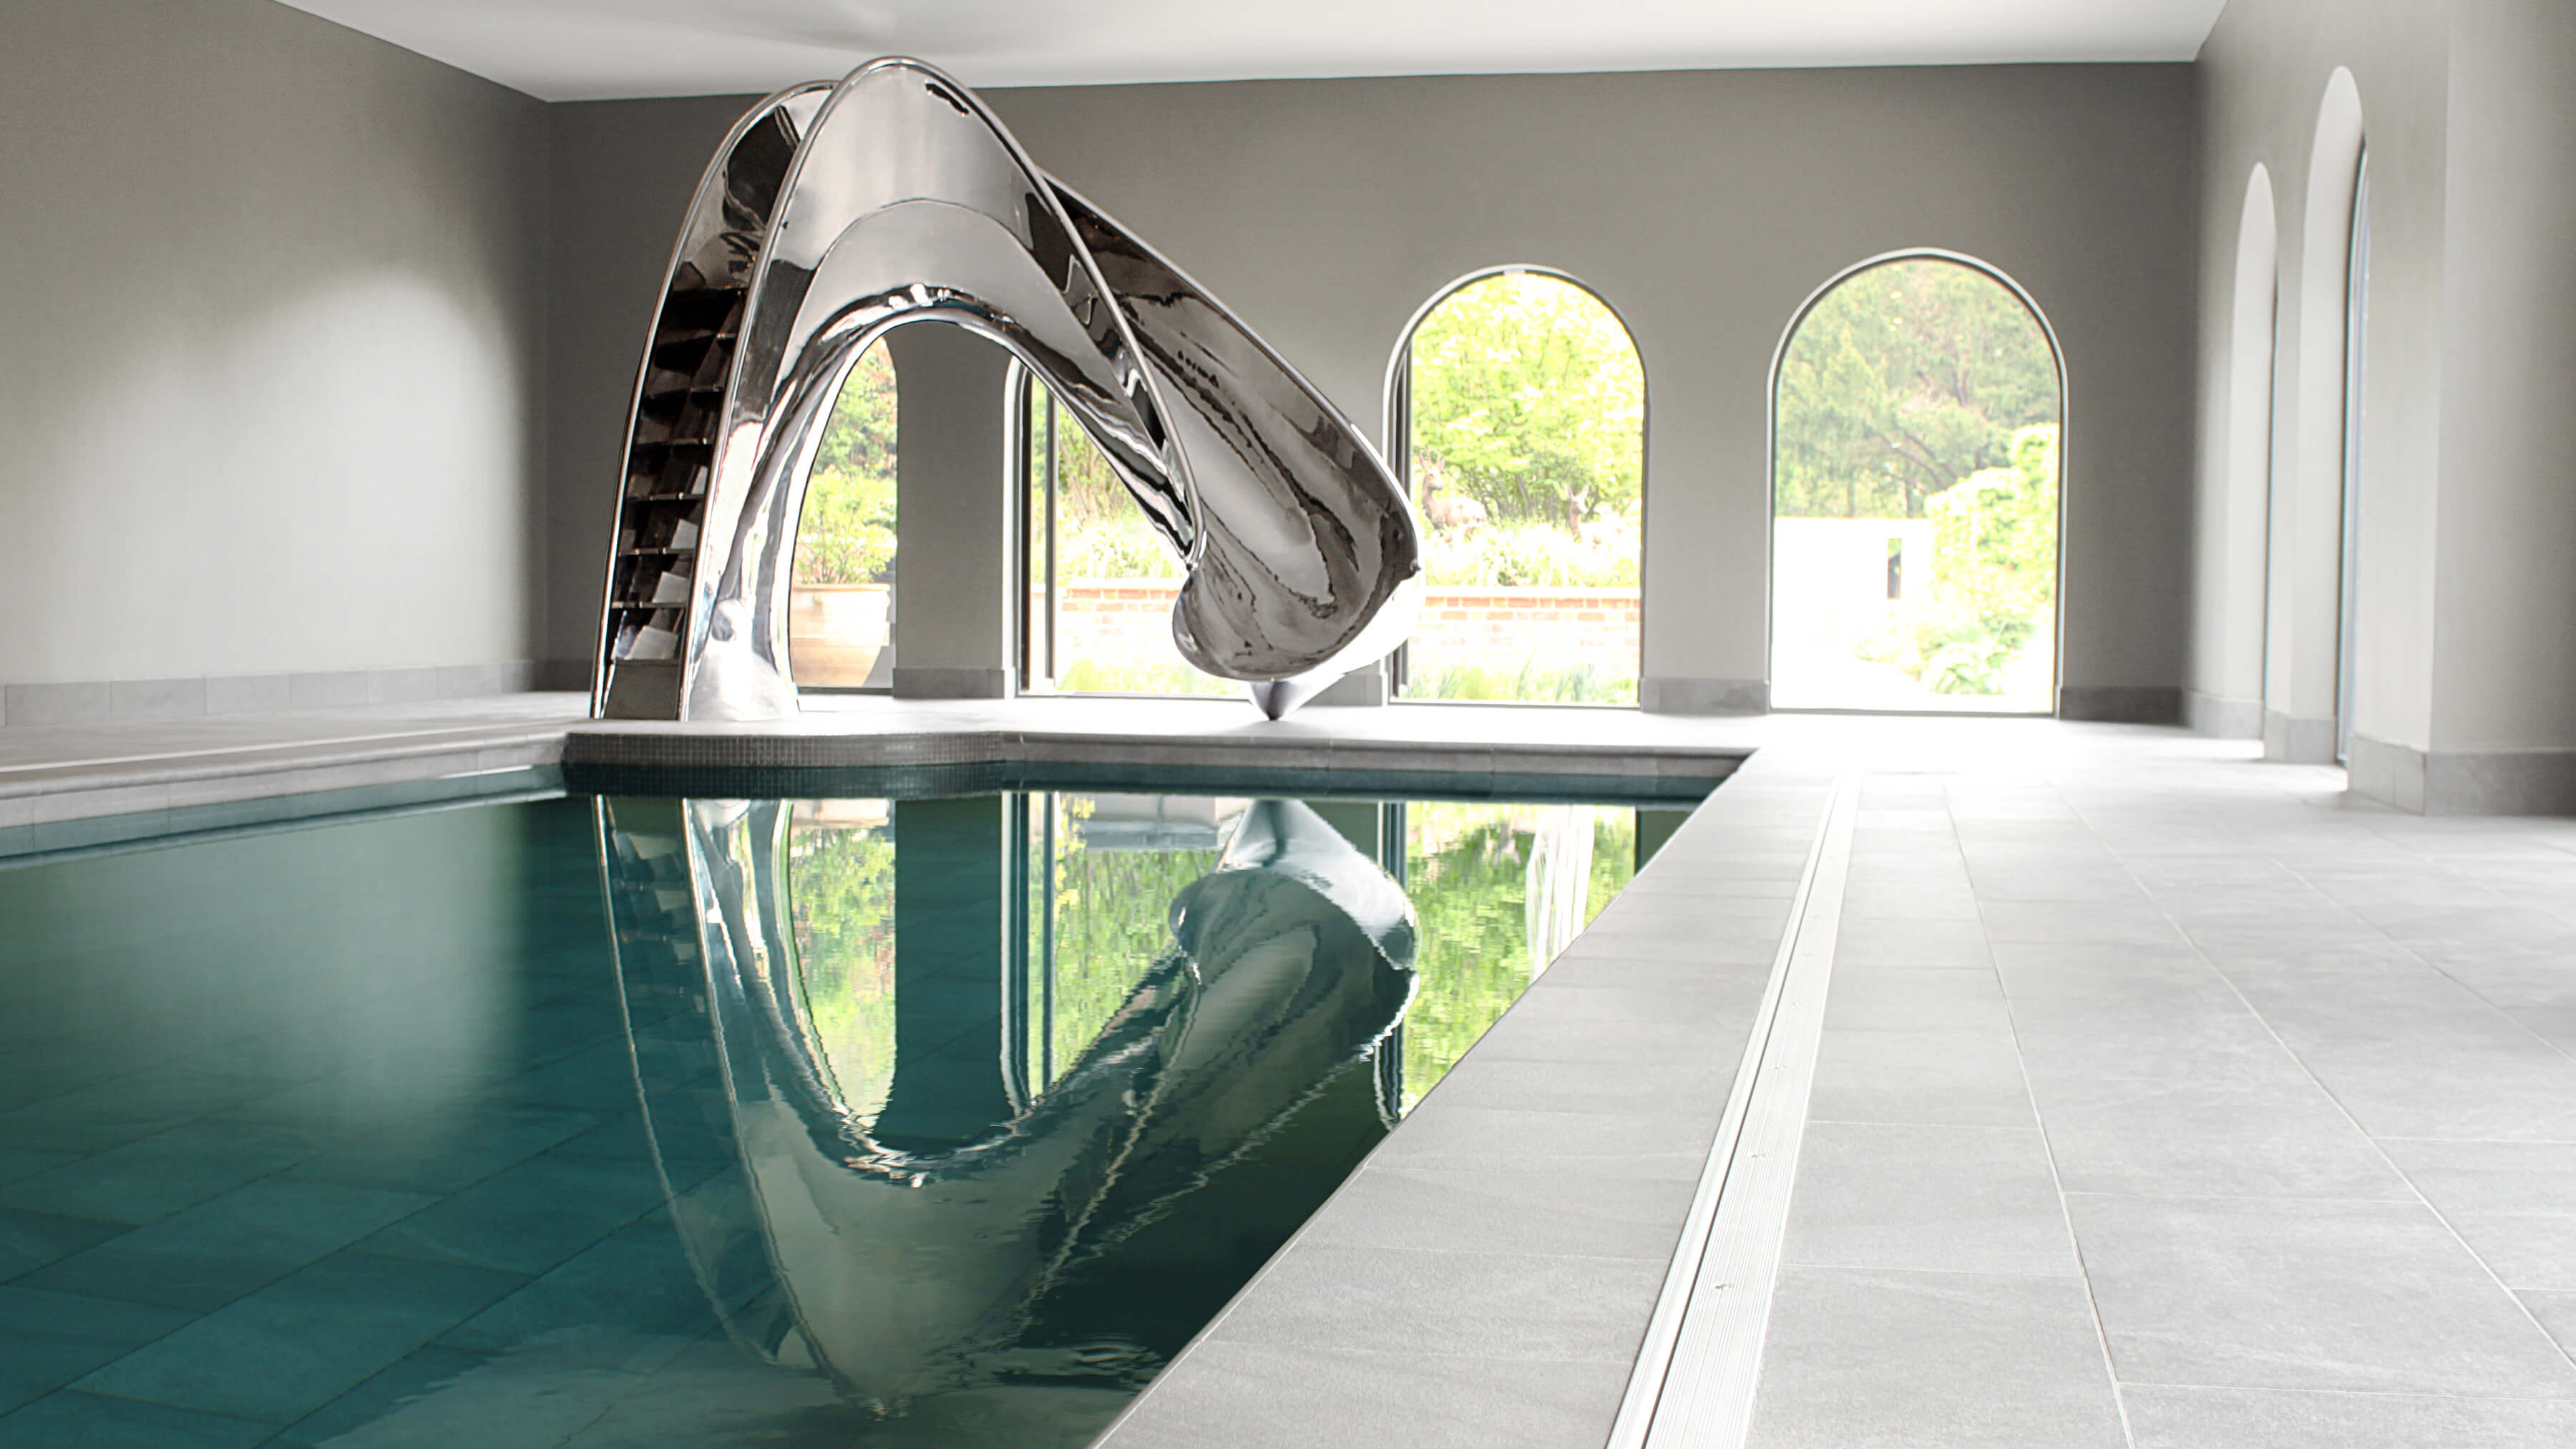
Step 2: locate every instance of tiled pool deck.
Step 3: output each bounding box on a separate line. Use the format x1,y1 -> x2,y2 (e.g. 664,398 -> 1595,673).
6,696 -> 2576,1447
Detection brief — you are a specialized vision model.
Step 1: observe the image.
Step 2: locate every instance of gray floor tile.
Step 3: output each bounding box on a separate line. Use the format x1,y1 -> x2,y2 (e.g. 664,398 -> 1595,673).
2031,1075 -> 2410,1200
1807,1027 -> 2036,1127
2382,1138 -> 2576,1289
2521,1289 -> 2576,1357
434,1213 -> 721,1373
1104,1340 -> 1631,1449
1370,1100 -> 1714,1180
2124,1384 -> 2576,1449
1840,882 -> 1982,920
0,1390 -> 274,1448
1301,1162 -> 1692,1260
1211,1243 -> 1664,1363
1418,1052 -> 1733,1118
70,1249 -> 526,1423
2067,1192 -> 2576,1397
1824,967 -> 2013,1033
1981,899 -> 2186,947
1834,918 -> 1994,968
1784,1121 -> 2077,1277
1747,1267 -> 2125,1449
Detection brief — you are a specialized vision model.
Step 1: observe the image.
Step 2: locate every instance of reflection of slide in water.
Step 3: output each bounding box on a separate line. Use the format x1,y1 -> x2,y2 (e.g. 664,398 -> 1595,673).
597,796 -> 1415,1443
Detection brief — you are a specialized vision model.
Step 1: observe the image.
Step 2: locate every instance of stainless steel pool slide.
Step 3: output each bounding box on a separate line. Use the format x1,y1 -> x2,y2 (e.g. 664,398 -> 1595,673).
592,57 -> 1423,722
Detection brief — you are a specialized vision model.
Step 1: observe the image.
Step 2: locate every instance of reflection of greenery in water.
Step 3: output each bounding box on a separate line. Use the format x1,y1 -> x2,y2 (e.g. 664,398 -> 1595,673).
1038,796 -> 1219,1085
783,794 -> 1645,1123
1398,804 -> 1636,1109
787,822 -> 899,1124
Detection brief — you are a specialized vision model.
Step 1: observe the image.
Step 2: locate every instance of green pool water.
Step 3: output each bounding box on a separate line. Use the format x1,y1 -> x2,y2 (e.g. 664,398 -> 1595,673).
0,780 -> 1694,1446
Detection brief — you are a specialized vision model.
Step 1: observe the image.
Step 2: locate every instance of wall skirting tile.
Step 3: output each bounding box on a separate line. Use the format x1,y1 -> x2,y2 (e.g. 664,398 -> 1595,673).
2263,709 -> 2338,764
2346,733 -> 2426,813
1642,675 -> 1768,716
2350,735 -> 2576,816
2183,690 -> 2265,738
1,662 -> 558,728
2059,685 -> 2182,724
892,666 -> 1013,701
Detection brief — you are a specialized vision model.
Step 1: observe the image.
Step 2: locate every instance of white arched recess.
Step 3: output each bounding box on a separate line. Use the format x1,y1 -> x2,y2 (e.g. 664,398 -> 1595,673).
2267,69 -> 2366,763
2205,166 -> 2279,737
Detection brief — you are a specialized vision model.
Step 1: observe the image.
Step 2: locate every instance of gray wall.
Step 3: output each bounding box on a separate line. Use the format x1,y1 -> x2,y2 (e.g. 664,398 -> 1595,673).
0,0 -> 551,723
542,65 -> 2200,713
2191,0 -> 2576,811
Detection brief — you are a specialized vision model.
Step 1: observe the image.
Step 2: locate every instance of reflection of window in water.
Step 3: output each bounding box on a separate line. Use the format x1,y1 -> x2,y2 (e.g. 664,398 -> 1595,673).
786,798 -> 898,1126
1395,801 -> 1638,1111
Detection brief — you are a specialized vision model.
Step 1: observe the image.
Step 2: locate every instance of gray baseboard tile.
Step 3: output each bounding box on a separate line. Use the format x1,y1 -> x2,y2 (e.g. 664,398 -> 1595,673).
3,662 -> 555,728
2057,685 -> 2182,724
891,666 -> 1013,701
1642,675 -> 1768,716
2,681 -> 112,729
2350,735 -> 2576,816
2263,709 -> 2338,764
2183,690 -> 2264,739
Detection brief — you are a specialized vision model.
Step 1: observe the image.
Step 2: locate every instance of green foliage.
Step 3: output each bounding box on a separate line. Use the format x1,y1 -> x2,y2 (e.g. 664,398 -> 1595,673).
1860,425 -> 2061,694
1420,519 -> 1639,588
1405,656 -> 1637,706
794,344 -> 898,585
1410,274 -> 1644,530
1775,259 -> 2056,520
1399,806 -> 1636,1108
1054,657 -> 1238,698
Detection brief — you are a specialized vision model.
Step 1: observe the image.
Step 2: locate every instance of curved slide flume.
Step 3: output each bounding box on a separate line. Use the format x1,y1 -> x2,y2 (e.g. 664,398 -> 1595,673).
598,57 -> 1420,722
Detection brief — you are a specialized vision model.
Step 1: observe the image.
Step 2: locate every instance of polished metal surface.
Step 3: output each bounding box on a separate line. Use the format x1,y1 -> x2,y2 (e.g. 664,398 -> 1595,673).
599,57 -> 1418,722
600,796 -> 1415,1420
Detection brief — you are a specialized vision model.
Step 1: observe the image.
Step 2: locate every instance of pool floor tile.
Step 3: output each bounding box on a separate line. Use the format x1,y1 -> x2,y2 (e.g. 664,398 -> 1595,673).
353,1151 -> 670,1275
286,1103 -> 602,1196
18,1178 -> 438,1312
0,1121 -> 333,1226
0,1390 -> 274,1449
0,1208 -> 129,1281
69,1250 -> 527,1424
0,1287 -> 196,1415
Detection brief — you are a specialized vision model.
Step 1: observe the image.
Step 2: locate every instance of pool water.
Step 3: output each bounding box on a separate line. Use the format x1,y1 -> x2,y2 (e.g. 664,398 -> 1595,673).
0,783 -> 1693,1447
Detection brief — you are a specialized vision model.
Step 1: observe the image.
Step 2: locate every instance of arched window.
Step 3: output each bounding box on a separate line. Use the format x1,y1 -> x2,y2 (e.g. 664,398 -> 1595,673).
1770,253 -> 2064,714
788,340 -> 898,691
1387,270 -> 1644,706
1013,370 -> 1236,698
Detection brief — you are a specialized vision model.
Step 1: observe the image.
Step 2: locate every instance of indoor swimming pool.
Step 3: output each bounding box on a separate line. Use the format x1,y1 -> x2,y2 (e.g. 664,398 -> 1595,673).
0,776 -> 1700,1447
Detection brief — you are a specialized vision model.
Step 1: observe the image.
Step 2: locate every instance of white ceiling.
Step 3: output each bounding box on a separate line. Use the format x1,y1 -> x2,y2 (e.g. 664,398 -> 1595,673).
275,0 -> 2230,103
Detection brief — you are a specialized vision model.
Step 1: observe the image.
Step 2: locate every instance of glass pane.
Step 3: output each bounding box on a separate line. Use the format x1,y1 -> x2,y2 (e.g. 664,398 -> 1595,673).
789,341 -> 897,688
1051,398 -> 1234,696
1402,273 -> 1644,705
1771,258 -> 2059,712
